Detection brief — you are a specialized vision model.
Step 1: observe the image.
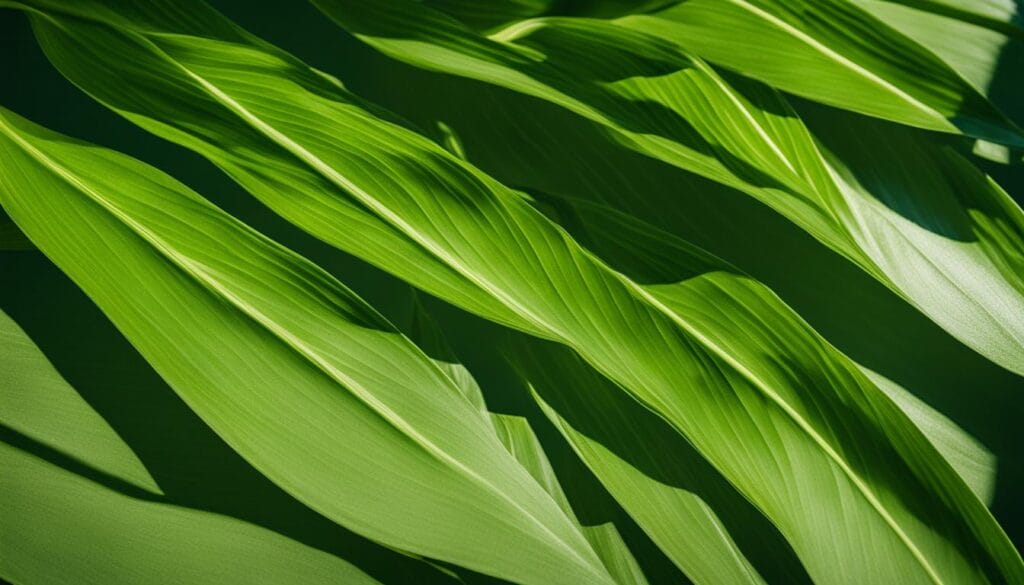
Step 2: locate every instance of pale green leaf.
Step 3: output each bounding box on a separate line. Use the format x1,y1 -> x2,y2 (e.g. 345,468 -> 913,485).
307,0 -> 1024,374
619,0 -> 1023,143
490,414 -> 649,585
0,309 -> 385,585
9,3 -> 1022,582
0,107 -> 616,585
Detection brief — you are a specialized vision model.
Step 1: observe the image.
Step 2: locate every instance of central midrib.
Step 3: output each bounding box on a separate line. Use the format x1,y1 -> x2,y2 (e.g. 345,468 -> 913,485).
0,114 -> 610,585
103,27 -> 944,584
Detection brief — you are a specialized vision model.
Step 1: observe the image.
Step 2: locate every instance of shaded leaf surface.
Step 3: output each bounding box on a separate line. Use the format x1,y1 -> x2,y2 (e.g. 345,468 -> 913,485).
6,2 -> 1022,583
0,107 -> 615,585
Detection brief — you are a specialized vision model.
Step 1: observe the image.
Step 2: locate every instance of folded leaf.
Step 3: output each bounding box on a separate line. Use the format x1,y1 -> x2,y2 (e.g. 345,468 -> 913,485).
409,297 -> 650,585
10,3 -> 1022,582
516,195 -> 1008,580
508,337 -> 792,585
0,107 -> 617,585
307,0 -> 1024,374
618,0 -> 1023,143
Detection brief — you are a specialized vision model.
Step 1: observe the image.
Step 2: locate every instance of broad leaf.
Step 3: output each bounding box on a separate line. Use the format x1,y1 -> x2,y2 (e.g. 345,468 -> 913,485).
9,3 -> 1023,582
797,104 -> 1024,372
307,0 -> 1024,374
0,310 -> 382,585
368,76 -> 1019,503
507,338 -> 793,585
852,0 -> 1019,92
878,0 -> 1024,37
490,414 -> 649,585
0,107 -> 617,585
519,194 -> 1008,576
618,0 -> 1023,143
849,0 -> 1024,163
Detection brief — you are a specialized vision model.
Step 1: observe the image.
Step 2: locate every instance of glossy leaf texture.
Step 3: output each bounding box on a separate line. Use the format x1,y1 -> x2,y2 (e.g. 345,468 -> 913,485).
0,107 -> 619,585
5,2 -> 1022,583
306,0 -> 1024,375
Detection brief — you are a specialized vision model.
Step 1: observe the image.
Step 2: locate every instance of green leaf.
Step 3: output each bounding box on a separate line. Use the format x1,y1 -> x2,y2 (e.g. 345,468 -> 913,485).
546,194 -> 1001,503
0,309 -> 160,497
517,195 -> 1008,581
11,3 -> 1022,582
490,414 -> 649,585
306,0 -> 1024,374
0,107 -> 617,585
407,298 -> 650,585
421,0 -> 550,30
856,366 -> 997,505
875,0 -> 1024,38
507,338 -> 793,585
848,0 -> 1024,164
0,309 -> 384,585
618,0 -> 1023,143
408,293 -> 492,418
796,104 -> 1024,374
850,0 -> 1018,92
386,81 -> 1017,513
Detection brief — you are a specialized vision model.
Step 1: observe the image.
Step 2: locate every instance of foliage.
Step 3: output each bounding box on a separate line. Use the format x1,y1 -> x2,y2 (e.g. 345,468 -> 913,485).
1,1 -> 1022,584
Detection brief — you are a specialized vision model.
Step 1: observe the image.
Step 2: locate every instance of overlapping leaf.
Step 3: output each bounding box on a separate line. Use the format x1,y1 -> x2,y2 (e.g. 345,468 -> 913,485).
851,0 -> 1021,93
514,194 -> 1009,578
6,3 -> 1021,582
0,107 -> 617,585
386,78 -> 1014,510
617,0 -> 1023,142
848,0 -> 1024,163
308,0 -> 1024,374
408,297 -> 650,585
506,337 -> 794,585
0,310 -> 382,585
877,0 -> 1024,37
